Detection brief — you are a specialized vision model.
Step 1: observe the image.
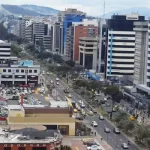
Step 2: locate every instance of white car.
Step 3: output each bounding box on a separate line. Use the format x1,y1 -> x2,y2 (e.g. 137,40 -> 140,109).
87,145 -> 102,150
56,78 -> 59,81
68,94 -> 72,98
56,82 -> 59,85
104,97 -> 107,102
80,102 -> 85,108
78,100 -> 82,104
99,115 -> 104,120
51,80 -> 54,84
121,143 -> 129,149
91,121 -> 98,127
47,72 -> 50,75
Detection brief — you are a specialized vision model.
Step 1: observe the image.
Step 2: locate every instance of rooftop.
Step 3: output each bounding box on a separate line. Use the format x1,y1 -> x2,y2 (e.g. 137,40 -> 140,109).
0,40 -> 5,44
0,127 -> 60,144
8,105 -> 24,111
49,101 -> 68,108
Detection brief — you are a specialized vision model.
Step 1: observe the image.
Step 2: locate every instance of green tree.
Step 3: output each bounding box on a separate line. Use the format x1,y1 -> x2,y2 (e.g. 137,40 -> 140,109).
66,60 -> 75,68
114,111 -> 128,123
11,44 -> 22,56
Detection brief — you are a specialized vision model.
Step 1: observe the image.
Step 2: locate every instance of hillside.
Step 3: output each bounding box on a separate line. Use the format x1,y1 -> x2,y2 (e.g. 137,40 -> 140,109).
0,4 -> 60,16
21,5 -> 59,15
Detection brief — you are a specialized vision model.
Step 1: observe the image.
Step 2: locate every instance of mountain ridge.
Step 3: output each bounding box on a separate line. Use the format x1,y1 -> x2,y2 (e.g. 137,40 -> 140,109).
0,4 -> 60,16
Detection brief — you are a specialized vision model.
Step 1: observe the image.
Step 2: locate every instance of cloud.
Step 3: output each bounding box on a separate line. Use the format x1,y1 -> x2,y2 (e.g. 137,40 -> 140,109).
0,0 -> 150,16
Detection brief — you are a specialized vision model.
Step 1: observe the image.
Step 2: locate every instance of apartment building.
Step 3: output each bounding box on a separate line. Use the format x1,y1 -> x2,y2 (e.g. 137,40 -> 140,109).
106,14 -> 145,78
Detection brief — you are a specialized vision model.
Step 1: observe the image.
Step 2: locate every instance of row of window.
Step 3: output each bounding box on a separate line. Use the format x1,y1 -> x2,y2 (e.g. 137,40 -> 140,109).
2,69 -> 38,73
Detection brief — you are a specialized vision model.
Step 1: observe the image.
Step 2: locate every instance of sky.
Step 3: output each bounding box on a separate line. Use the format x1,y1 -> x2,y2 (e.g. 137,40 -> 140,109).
0,0 -> 150,16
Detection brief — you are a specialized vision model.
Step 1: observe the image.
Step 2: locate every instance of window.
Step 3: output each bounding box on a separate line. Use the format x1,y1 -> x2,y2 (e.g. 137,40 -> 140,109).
21,69 -> 24,73
8,69 -> 11,72
29,70 -> 32,73
3,69 -> 6,72
16,69 -> 19,73
34,70 -> 37,73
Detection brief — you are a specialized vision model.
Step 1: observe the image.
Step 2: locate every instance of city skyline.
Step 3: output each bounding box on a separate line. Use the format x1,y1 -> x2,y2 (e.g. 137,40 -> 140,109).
0,0 -> 150,16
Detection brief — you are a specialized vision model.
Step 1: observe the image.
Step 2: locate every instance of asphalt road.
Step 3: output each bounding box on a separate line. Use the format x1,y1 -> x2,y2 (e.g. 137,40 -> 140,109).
40,69 -> 140,150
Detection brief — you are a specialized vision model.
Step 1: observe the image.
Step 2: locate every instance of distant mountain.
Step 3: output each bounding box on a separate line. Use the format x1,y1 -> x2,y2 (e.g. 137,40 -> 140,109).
105,7 -> 150,19
21,5 -> 59,16
0,4 -> 60,16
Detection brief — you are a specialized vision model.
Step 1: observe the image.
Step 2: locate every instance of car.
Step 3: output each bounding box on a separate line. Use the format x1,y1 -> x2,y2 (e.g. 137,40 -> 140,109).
92,109 -> 97,113
114,127 -> 120,134
50,80 -> 54,84
47,72 -> 50,75
104,127 -> 110,133
78,100 -> 82,104
64,88 -> 69,93
76,116 -> 84,120
99,115 -> 104,120
87,145 -> 101,150
121,143 -> 129,149
104,97 -> 107,102
91,121 -> 98,127
32,90 -> 35,93
88,111 -> 94,116
86,142 -> 97,147
56,82 -> 59,85
67,94 -> 72,98
56,78 -> 59,81
80,102 -> 85,108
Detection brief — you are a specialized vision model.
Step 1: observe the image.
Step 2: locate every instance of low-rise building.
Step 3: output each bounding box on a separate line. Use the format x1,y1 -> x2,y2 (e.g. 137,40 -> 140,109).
0,127 -> 62,150
7,101 -> 75,136
0,60 -> 40,86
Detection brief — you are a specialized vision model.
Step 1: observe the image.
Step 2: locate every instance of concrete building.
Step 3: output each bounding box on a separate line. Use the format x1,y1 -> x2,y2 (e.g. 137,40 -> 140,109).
79,37 -> 98,70
0,125 -> 62,150
25,24 -> 33,42
43,35 -> 51,52
51,22 -> 63,54
133,21 -> 148,85
106,14 -> 145,78
0,40 -> 11,60
0,60 -> 40,86
33,23 -> 48,45
58,8 -> 86,56
7,101 -> 75,136
66,19 -> 98,61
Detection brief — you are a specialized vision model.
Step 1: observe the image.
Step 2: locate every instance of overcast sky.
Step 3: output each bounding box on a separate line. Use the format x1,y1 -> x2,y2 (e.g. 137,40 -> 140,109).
0,0 -> 149,16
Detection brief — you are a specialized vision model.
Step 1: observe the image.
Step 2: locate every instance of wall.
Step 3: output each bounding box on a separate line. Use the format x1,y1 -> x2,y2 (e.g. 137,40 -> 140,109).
25,113 -> 70,117
7,117 -> 75,135
8,110 -> 25,117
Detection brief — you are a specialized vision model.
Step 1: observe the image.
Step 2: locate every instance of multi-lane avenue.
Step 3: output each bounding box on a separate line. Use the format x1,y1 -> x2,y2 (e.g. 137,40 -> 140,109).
41,69 -> 140,150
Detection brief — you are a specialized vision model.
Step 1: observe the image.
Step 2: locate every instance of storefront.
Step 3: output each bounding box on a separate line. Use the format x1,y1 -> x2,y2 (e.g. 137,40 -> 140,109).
27,76 -> 38,86
58,125 -> 69,135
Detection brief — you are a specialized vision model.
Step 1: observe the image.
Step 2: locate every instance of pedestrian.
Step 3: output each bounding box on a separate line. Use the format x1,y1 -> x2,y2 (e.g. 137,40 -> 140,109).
101,137 -> 103,141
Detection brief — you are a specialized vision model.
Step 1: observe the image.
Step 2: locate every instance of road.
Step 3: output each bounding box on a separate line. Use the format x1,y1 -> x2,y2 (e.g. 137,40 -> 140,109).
40,71 -> 140,150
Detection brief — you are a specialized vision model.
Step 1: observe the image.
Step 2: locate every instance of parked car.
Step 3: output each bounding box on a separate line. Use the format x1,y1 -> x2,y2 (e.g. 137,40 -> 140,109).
64,88 -> 69,93
80,102 -> 85,108
67,94 -> 72,98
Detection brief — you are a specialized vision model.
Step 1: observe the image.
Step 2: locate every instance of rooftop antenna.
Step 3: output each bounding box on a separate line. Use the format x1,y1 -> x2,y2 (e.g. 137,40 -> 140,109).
103,0 -> 106,19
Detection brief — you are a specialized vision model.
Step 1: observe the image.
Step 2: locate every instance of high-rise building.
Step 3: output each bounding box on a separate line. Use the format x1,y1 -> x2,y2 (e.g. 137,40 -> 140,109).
58,9 -> 86,56
133,21 -> 148,85
43,35 -> 51,52
106,14 -> 145,78
66,19 -> 98,61
51,22 -> 63,54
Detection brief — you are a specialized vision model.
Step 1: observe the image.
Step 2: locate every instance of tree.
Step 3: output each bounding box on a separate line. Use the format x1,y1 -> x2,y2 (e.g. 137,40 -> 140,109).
66,60 -> 75,68
73,80 -> 88,88
53,54 -> 64,64
11,44 -> 22,56
114,111 -> 128,123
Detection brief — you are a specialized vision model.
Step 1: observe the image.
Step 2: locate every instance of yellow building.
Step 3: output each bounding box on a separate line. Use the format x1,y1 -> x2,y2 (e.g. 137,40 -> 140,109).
7,102 -> 75,136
